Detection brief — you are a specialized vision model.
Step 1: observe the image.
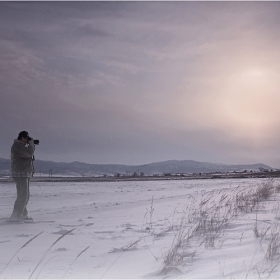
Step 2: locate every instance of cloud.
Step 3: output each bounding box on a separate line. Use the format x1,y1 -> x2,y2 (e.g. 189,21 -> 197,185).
1,2 -> 280,166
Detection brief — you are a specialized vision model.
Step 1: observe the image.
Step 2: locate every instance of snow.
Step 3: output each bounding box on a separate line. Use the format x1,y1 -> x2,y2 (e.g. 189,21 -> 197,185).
1,178 -> 280,279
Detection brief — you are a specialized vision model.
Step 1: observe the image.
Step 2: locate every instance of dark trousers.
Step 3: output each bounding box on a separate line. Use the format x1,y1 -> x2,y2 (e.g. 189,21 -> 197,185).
11,177 -> 30,218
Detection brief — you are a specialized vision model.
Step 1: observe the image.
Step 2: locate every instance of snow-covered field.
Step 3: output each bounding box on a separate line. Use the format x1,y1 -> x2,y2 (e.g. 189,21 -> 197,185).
1,178 -> 280,279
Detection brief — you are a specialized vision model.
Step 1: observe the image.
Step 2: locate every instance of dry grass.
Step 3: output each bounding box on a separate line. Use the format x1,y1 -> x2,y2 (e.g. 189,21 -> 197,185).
264,226 -> 280,261
29,228 -> 76,279
0,231 -> 43,276
164,213 -> 197,266
109,239 -> 141,253
163,179 -> 279,274
62,245 -> 90,279
2,179 -> 280,278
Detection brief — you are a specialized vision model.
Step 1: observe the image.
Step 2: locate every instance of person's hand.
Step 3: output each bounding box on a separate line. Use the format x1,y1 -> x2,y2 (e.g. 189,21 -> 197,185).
28,139 -> 34,145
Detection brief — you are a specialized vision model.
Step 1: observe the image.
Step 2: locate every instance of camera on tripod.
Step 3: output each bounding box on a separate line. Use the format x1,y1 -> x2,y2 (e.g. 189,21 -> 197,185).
27,137 -> 39,145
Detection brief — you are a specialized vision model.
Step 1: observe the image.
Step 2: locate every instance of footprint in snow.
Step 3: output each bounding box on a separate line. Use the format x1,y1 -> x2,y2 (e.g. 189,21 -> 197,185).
55,247 -> 67,251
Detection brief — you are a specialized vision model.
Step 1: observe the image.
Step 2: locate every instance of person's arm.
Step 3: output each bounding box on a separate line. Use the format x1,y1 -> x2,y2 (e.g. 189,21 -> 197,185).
13,142 -> 35,158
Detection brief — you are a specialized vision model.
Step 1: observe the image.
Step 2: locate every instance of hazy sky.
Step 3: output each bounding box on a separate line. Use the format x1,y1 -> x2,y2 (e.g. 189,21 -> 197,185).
1,1 -> 280,167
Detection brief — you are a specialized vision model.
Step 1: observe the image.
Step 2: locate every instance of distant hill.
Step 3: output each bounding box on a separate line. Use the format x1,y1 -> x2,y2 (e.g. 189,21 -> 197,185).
0,158 -> 273,176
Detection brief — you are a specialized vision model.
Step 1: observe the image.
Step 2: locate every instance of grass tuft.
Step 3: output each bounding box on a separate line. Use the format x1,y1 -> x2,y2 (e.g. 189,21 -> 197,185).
0,231 -> 43,276
28,228 -> 75,279
163,179 -> 278,273
62,245 -> 90,278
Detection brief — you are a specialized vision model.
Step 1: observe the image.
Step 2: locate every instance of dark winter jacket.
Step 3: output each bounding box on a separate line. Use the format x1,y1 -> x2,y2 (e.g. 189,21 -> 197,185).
11,140 -> 35,177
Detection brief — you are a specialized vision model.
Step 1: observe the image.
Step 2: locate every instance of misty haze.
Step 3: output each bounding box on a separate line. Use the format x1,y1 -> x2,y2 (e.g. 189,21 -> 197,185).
1,2 -> 280,279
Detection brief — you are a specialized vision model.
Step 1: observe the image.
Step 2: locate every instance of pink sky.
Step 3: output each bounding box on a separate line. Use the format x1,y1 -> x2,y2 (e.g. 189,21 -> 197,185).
1,2 -> 280,167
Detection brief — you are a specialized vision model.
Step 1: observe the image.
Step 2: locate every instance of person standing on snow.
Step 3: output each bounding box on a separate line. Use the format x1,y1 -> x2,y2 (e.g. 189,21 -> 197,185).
9,131 -> 36,222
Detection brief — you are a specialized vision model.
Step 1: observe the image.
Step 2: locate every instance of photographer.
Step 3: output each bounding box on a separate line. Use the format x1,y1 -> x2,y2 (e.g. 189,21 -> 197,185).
9,131 -> 38,222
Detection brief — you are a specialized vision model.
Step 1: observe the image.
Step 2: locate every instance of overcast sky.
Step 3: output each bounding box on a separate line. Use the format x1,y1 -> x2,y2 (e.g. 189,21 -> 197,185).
1,1 -> 280,167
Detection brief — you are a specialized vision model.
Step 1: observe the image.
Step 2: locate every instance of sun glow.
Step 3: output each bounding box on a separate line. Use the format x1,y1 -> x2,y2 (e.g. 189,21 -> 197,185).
242,68 -> 267,78
175,63 -> 280,145
222,67 -> 279,129
190,65 -> 275,147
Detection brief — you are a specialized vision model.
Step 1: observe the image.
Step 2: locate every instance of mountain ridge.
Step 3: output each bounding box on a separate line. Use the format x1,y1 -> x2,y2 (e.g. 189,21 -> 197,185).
0,158 -> 274,176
